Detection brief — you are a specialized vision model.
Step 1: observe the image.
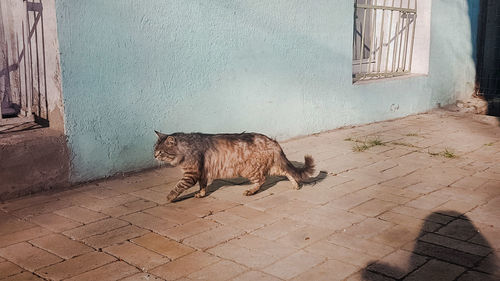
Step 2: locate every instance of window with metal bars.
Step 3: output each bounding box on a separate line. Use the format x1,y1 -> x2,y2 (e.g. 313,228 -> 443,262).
353,0 -> 417,82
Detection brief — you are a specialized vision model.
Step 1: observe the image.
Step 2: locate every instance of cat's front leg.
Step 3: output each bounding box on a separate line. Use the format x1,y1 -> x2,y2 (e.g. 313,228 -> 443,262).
167,172 -> 199,202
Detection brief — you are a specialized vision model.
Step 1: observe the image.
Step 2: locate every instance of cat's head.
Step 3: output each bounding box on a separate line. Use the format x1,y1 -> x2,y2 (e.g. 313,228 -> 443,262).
153,131 -> 184,166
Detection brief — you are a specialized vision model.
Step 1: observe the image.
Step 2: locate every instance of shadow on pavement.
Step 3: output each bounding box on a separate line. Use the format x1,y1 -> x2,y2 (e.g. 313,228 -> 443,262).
362,211 -> 498,280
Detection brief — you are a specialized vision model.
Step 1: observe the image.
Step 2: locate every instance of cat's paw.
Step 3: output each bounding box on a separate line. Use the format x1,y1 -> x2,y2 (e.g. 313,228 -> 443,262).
166,192 -> 177,202
194,190 -> 206,198
243,189 -> 255,196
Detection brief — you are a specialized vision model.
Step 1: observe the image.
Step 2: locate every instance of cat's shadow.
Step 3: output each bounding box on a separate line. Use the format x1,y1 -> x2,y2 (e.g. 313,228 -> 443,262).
175,161 -> 328,202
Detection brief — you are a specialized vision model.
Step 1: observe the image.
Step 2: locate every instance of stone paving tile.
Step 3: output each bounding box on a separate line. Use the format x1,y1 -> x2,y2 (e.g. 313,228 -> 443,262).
304,240 -> 374,267
144,205 -> 198,224
0,261 -> 24,279
162,218 -> 219,242
0,213 -> 36,236
30,234 -> 93,259
208,241 -> 279,269
0,242 -> 62,271
342,217 -> 394,239
469,224 -> 500,251
82,225 -> 149,249
182,225 -> 245,250
370,224 -> 421,248
399,178 -> 443,195
100,199 -> 157,217
366,249 -> 427,279
264,198 -> 316,218
435,200 -> 478,215
120,212 -> 177,235
131,232 -> 194,260
0,194 -> 53,213
104,241 -> 169,270
419,233 -> 492,256
291,259 -> 359,281
225,204 -> 280,225
291,205 -> 366,230
467,196 -> 500,228
131,188 -> 170,205
404,259 -> 465,281
391,205 -> 454,224
55,191 -> 98,207
405,193 -> 450,210
172,197 -> 239,218
187,260 -> 247,281
362,186 -> 413,204
246,193 -> 297,212
119,273 -> 164,281
232,270 -> 282,281
327,233 -> 394,258
276,224 -> 335,249
457,270 -> 495,281
0,226 -> 52,248
451,176 -> 490,190
403,240 -> 483,268
432,187 -> 488,205
149,251 -> 220,280
35,251 -> 116,280
251,218 -> 306,241
324,192 -> 373,211
284,185 -> 348,205
62,218 -> 129,240
473,252 -> 500,275
0,272 -> 45,281
345,270 -> 394,281
437,218 -> 481,240
209,184 -> 273,204
230,234 -> 296,259
11,199 -> 74,219
378,211 -> 440,232
54,206 -> 108,224
262,250 -> 324,280
80,194 -> 138,211
207,211 -> 266,232
350,198 -> 398,217
65,261 -> 139,281
475,179 -> 500,197
28,213 -> 82,232
83,187 -> 123,199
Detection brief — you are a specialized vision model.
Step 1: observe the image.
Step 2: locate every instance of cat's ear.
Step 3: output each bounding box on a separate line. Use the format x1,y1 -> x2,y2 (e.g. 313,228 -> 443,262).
155,130 -> 167,139
166,136 -> 176,145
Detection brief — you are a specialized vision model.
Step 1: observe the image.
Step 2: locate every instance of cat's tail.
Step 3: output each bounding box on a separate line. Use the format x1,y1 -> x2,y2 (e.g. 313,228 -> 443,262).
281,153 -> 315,182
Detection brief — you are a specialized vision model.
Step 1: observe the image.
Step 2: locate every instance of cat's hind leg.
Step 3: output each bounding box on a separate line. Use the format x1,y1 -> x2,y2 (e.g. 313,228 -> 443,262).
285,173 -> 300,190
195,177 -> 208,198
243,177 -> 265,196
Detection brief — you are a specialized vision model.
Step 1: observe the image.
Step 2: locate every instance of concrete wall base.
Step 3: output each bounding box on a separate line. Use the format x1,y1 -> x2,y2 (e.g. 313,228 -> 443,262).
0,128 -> 70,201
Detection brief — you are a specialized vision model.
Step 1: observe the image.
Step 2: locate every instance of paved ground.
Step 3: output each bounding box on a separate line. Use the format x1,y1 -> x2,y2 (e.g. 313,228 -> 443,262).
1,110 -> 499,281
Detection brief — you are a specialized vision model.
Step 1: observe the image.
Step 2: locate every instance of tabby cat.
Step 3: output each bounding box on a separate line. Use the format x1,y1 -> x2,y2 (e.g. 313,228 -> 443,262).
154,131 -> 315,202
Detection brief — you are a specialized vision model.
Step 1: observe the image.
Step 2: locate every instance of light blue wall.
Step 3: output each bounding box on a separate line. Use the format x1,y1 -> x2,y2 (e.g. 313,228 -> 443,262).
56,0 -> 478,182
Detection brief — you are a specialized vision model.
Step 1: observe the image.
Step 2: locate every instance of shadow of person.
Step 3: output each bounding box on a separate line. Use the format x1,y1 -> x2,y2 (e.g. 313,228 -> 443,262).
362,211 -> 498,280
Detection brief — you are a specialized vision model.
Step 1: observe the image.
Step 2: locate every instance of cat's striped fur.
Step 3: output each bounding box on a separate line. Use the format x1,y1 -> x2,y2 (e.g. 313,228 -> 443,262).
154,131 -> 315,202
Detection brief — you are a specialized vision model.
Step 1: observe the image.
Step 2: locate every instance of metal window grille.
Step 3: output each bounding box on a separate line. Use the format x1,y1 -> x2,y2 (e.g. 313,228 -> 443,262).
353,0 -> 418,82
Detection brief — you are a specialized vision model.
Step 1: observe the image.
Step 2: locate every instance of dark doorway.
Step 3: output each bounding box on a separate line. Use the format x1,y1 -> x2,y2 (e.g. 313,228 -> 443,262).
476,0 -> 500,116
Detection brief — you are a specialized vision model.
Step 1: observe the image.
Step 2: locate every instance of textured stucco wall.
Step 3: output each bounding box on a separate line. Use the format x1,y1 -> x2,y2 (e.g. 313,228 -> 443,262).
55,0 -> 478,182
